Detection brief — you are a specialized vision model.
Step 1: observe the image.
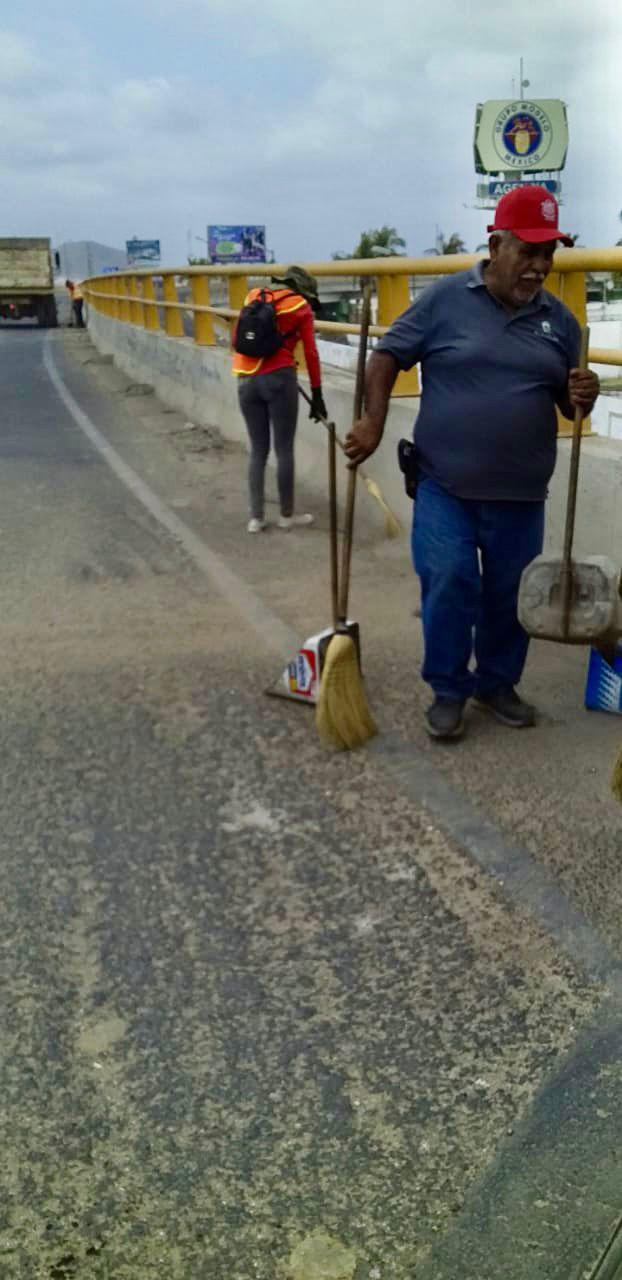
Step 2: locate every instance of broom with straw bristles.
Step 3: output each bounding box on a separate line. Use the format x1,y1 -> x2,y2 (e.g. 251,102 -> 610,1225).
298,385 -> 401,540
315,286 -> 377,751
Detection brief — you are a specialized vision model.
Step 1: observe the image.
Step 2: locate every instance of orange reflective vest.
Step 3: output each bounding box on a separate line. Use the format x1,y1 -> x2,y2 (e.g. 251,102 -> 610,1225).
231,287 -> 307,376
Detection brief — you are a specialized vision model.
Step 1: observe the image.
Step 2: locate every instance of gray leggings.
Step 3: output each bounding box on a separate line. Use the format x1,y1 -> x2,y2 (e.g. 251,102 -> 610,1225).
238,367 -> 298,519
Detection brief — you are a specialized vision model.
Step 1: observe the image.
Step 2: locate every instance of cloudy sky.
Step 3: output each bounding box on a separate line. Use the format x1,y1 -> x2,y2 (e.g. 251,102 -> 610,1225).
2,0 -> 621,265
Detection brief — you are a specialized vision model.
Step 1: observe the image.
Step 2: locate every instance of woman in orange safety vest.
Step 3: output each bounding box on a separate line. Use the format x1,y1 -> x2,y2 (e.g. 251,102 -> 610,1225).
232,265 -> 327,534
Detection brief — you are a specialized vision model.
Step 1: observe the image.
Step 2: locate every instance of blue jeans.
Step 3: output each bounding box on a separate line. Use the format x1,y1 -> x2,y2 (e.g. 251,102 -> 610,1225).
412,477 -> 545,701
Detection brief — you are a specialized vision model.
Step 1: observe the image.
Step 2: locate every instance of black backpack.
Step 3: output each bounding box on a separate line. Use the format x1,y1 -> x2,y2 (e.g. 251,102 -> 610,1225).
234,289 -> 295,359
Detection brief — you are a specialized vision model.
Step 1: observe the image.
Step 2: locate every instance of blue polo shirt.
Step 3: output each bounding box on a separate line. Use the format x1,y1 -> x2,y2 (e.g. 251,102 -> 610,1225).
377,262 -> 581,501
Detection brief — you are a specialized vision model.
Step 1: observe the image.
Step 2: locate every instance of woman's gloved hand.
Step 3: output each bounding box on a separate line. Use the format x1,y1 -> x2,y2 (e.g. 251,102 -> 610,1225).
309,387 -> 327,422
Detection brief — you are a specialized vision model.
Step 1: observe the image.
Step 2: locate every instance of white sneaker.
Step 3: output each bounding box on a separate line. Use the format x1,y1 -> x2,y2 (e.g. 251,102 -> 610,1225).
247,518 -> 267,534
277,513 -> 314,531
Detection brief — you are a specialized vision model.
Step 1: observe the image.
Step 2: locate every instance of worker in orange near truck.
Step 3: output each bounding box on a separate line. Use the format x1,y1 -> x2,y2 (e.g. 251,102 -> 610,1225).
65,279 -> 85,328
232,265 -> 327,534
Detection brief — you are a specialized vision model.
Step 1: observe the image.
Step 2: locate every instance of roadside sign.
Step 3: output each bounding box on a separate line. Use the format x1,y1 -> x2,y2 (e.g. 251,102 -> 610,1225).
126,239 -> 161,266
486,178 -> 560,198
474,100 -> 569,173
207,225 -> 266,264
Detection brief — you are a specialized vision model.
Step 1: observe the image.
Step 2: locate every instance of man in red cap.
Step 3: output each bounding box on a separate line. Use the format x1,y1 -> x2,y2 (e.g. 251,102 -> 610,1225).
345,186 -> 599,740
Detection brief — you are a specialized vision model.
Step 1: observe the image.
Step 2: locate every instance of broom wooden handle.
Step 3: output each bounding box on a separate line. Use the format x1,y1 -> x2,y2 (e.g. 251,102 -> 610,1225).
560,324 -> 590,639
328,420 -> 339,630
338,471 -> 357,624
338,284 -> 372,623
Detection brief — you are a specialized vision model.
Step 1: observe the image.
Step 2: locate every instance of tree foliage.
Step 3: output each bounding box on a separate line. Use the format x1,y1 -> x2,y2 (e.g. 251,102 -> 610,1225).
439,232 -> 467,255
333,225 -> 406,260
423,231 -> 467,255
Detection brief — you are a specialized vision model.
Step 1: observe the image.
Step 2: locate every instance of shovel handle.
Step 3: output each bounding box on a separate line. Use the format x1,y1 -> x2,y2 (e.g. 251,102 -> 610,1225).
561,325 -> 590,638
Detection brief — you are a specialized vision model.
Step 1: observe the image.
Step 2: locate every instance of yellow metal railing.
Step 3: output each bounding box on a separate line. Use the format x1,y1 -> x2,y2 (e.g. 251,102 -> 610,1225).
83,250 -> 622,428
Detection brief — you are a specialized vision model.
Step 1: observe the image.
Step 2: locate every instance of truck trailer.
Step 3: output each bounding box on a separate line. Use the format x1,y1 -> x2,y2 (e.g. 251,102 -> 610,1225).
0,238 -> 57,327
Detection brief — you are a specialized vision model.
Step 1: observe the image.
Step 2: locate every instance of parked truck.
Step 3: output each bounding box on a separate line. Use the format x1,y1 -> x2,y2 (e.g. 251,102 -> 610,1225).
0,237 -> 57,327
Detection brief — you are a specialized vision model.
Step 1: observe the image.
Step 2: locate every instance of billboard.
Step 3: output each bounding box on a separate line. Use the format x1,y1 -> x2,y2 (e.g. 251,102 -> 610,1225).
126,238 -> 161,266
208,225 -> 266,264
474,100 -> 568,173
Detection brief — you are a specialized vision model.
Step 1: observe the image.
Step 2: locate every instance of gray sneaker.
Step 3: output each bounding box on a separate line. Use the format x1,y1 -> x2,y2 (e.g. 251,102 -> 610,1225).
426,698 -> 465,740
474,688 -> 535,728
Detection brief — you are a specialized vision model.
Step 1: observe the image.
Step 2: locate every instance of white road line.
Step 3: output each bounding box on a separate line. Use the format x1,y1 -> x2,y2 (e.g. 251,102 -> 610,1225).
43,337 -> 300,659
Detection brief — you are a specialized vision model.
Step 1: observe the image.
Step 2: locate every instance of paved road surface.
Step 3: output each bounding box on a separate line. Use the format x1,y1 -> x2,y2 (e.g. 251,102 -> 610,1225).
0,326 -> 621,1279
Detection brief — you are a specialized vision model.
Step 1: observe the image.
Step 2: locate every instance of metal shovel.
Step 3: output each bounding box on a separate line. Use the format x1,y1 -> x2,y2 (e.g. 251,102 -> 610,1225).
518,325 -> 622,651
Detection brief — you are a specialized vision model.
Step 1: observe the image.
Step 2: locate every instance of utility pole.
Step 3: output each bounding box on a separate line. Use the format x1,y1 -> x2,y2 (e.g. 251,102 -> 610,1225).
519,57 -> 530,98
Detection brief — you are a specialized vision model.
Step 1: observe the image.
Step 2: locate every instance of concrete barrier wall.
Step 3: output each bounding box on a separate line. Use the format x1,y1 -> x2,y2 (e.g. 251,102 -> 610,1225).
88,308 -> 622,560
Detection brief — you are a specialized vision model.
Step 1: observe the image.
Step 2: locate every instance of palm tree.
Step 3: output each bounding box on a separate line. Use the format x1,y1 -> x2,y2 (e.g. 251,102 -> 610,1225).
439,232 -> 467,254
423,230 -> 467,255
364,226 -> 406,256
333,226 -> 406,260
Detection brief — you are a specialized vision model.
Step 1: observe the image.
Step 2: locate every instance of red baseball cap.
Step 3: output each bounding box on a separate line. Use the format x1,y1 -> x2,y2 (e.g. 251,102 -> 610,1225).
487,185 -> 573,247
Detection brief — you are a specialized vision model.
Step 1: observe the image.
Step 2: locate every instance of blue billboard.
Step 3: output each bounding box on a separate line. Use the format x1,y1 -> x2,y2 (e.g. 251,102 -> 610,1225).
126,239 -> 161,266
208,225 -> 266,264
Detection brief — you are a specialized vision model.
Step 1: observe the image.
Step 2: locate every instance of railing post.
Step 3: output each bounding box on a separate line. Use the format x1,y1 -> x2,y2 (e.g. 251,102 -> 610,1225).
192,275 -> 215,345
162,274 -> 184,338
377,273 -> 420,396
109,276 -> 120,321
142,275 -> 160,331
227,275 -> 248,340
547,268 -> 590,435
129,275 -> 144,326
127,275 -> 137,323
118,276 -> 131,323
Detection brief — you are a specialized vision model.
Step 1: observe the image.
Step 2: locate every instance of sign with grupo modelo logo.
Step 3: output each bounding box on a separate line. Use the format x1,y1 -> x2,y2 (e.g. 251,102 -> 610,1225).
474,100 -> 568,173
